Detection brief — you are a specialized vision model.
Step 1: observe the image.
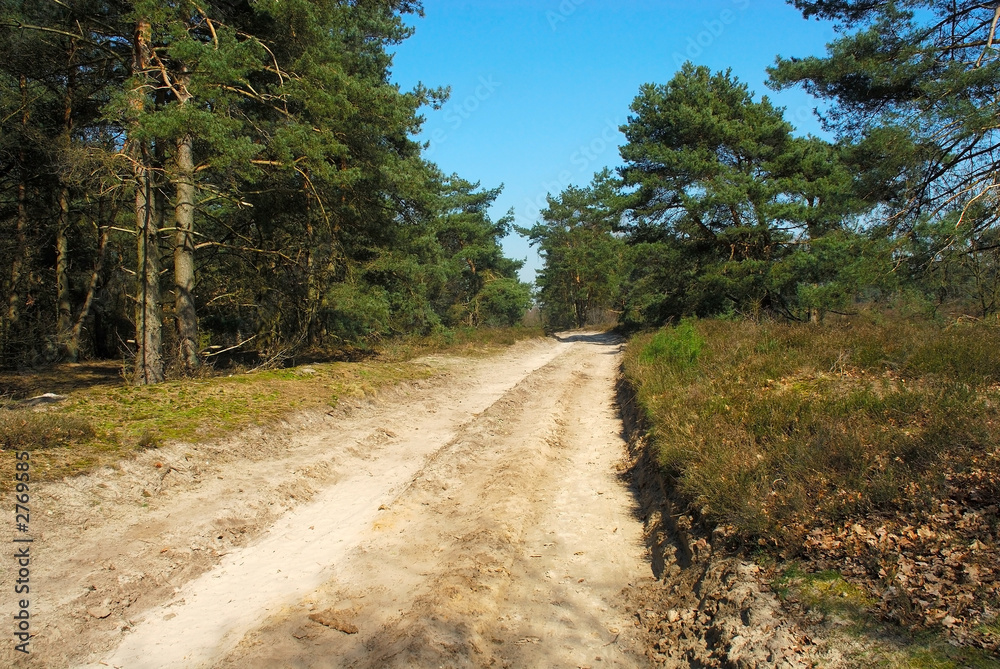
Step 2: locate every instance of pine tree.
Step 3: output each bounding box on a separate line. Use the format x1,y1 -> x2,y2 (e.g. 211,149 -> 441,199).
521,170 -> 625,329
769,1 -> 1000,230
617,63 -> 865,322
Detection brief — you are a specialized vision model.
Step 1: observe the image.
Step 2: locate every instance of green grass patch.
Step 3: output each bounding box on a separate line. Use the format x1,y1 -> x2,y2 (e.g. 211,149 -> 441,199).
638,318 -> 704,369
67,360 -> 435,446
774,566 -> 875,618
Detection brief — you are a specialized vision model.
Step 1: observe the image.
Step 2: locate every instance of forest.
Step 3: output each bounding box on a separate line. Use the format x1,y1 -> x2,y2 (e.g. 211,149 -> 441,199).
0,0 -> 531,383
3,0 -> 1000,380
527,0 -> 1000,331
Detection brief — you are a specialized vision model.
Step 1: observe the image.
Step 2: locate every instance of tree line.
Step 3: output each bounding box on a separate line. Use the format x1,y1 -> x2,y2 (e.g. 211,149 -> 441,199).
526,0 -> 1000,329
0,0 -> 531,382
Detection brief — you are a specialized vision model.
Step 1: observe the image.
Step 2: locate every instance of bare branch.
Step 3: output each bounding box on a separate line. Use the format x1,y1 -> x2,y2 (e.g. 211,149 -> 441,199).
976,3 -> 1000,67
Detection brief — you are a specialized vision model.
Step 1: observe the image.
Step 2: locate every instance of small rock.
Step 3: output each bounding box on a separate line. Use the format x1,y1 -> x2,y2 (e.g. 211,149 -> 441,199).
87,606 -> 112,619
667,609 -> 680,623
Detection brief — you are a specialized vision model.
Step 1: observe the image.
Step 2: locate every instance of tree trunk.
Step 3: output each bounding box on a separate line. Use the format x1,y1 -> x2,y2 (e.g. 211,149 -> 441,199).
56,187 -> 72,343
135,143 -> 163,384
66,218 -> 110,362
173,132 -> 200,371
4,74 -> 29,349
131,19 -> 164,385
56,54 -> 76,356
303,170 -> 321,346
5,166 -> 27,348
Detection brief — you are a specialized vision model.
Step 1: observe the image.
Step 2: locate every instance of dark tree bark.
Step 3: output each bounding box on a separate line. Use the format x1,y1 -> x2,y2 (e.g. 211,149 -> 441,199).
56,51 -> 76,356
4,74 -> 29,349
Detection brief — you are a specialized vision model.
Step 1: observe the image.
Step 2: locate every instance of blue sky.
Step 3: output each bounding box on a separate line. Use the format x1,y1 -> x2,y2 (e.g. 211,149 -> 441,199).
389,1 -> 838,283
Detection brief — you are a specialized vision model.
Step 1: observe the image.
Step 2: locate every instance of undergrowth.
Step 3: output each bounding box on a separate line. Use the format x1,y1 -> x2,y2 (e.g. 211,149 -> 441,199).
624,315 -> 1000,549
624,313 -> 1000,656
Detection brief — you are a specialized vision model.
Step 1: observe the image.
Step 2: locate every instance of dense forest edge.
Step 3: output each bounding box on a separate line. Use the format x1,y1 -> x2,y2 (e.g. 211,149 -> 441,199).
0,0 -> 533,381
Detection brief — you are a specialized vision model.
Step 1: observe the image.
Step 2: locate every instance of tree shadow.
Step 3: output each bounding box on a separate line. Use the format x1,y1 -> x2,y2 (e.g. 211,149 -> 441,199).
551,330 -> 623,348
0,360 -> 124,401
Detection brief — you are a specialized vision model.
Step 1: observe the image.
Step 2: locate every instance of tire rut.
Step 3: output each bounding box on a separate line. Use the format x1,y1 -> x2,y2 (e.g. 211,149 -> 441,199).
216,332 -> 651,669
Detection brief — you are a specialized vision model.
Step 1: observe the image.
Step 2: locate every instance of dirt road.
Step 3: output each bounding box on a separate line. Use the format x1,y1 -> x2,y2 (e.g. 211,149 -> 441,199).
4,333 -> 654,668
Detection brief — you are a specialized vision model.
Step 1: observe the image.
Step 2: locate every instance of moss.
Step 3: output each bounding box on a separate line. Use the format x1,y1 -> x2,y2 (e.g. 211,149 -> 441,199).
774,565 -> 1000,668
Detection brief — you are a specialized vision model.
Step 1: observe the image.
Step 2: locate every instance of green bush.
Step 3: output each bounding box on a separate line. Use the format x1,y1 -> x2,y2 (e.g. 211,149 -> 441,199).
639,318 -> 705,369
474,278 -> 533,327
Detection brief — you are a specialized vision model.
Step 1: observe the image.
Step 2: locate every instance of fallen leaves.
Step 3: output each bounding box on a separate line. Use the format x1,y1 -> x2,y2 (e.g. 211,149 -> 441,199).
799,456 -> 1000,651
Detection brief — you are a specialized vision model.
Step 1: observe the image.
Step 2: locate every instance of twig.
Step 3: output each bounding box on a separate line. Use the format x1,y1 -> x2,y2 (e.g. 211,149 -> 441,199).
976,4 -> 1000,68
201,335 -> 258,359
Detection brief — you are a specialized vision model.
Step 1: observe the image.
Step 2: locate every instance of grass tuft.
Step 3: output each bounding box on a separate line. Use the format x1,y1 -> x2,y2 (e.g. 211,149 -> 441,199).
136,430 -> 162,449
0,411 -> 95,451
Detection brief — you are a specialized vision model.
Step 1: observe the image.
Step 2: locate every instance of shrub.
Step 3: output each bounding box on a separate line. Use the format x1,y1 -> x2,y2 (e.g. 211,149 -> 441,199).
624,315 -> 1000,551
638,318 -> 704,369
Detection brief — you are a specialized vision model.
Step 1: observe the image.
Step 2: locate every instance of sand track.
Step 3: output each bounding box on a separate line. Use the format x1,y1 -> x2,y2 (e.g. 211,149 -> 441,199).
4,333 -> 652,668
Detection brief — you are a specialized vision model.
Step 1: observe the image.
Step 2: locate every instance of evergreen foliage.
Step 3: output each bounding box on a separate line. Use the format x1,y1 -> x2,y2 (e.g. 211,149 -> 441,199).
0,0 -> 532,379
614,64 -> 872,325
520,170 -> 625,329
769,1 -> 1000,230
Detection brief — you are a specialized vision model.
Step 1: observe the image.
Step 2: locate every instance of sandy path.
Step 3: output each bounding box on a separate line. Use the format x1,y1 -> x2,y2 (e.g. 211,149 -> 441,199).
3,333 -> 652,668
215,332 -> 651,669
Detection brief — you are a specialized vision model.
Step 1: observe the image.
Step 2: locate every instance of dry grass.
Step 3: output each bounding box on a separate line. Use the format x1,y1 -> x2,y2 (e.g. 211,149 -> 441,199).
624,313 -> 1000,659
624,315 -> 1000,549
